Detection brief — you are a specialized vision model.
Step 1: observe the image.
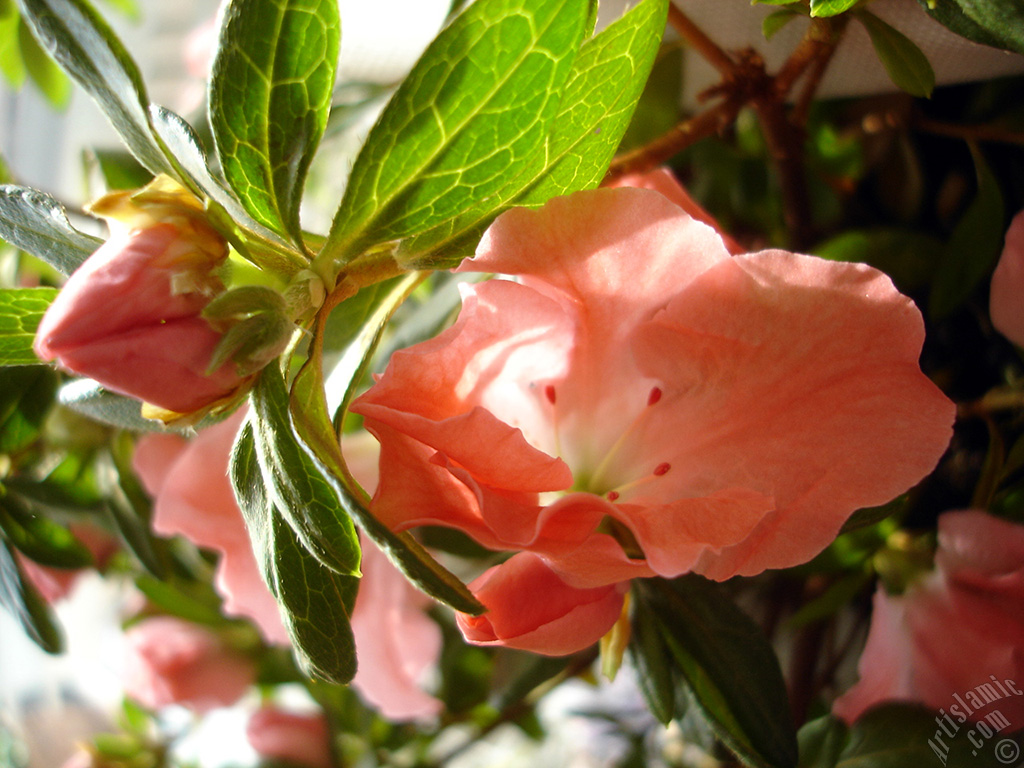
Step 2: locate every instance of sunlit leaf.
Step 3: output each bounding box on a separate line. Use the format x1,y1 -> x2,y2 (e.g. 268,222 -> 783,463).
0,185 -> 101,274
210,0 -> 340,245
0,287 -> 55,365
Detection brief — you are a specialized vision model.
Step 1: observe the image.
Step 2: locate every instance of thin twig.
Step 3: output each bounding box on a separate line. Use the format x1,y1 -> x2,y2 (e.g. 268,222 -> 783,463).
915,115 -> 1024,147
667,3 -> 736,77
604,99 -> 742,182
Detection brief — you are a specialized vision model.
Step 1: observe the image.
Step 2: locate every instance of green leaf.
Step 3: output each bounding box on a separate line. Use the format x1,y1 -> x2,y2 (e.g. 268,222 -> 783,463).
0,366 -> 56,453
107,432 -> 165,578
0,5 -> 26,88
0,491 -> 93,568
628,596 -> 679,725
810,0 -> 859,17
394,0 -> 667,267
930,144 -> 1005,320
0,539 -> 62,653
19,15 -> 70,108
0,286 -> 56,365
321,0 -> 596,267
289,276 -> 485,616
230,421 -> 357,683
249,365 -> 361,577
210,0 -> 340,245
856,10 -> 935,98
16,0 -> 172,174
914,0 -> 1024,55
0,185 -> 102,274
634,577 -> 798,768
56,379 -> 155,431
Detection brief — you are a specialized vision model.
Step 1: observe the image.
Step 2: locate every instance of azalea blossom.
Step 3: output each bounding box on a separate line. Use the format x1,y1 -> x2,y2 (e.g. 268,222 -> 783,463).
123,615 -> 255,713
834,510 -> 1024,728
991,209 -> 1024,347
351,181 -> 956,655
132,418 -> 443,719
246,707 -> 333,768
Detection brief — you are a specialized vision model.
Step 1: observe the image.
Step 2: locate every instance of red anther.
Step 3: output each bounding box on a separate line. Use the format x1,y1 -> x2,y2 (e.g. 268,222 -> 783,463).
544,384 -> 556,405
607,491 -> 620,501
653,462 -> 671,476
647,387 -> 663,406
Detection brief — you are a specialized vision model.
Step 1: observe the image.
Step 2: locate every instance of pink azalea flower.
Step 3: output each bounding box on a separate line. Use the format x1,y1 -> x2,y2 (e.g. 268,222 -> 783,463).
834,510 -> 1024,727
351,185 -> 956,655
246,707 -> 332,768
123,615 -> 255,713
132,419 -> 443,719
991,209 -> 1024,347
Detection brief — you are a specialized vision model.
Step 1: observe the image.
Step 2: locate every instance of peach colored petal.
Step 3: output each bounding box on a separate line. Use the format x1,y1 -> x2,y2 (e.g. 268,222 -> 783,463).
627,251 -> 954,578
132,432 -> 189,497
350,537 -> 442,720
609,168 -> 742,254
991,209 -> 1024,347
457,552 -> 625,656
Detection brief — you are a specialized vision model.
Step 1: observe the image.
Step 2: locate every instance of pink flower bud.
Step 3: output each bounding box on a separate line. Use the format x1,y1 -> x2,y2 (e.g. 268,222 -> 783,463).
123,616 -> 254,713
34,177 -> 248,420
991,209 -> 1024,347
246,707 -> 332,768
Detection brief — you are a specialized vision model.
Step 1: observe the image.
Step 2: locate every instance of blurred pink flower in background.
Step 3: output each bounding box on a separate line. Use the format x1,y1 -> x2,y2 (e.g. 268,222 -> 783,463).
123,615 -> 254,713
991,209 -> 1024,347
246,707 -> 332,768
33,179 -> 246,419
352,181 -> 955,655
132,418 -> 443,720
834,510 -> 1024,726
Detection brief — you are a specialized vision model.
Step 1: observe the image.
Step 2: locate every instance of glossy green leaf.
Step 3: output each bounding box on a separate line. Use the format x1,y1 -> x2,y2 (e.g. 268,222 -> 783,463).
930,144 -> 1005,320
249,365 -> 360,578
210,0 -> 339,245
0,185 -> 101,274
915,0 -> 1024,55
634,577 -> 798,768
856,10 -> 935,98
0,287 -> 56,365
16,0 -> 172,174
107,431 -> 165,578
19,16 -> 69,108
0,539 -> 62,653
394,0 -> 667,267
810,0 -> 859,17
321,0 -> 595,267
289,276 -> 485,616
57,379 -> 158,431
230,420 -> 357,683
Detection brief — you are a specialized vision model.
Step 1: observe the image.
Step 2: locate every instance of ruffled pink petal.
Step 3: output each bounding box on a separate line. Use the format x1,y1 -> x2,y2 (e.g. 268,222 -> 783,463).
624,251 -> 954,578
991,209 -> 1024,347
459,188 -> 731,471
456,552 -> 625,656
609,168 -> 742,254
132,433 -> 189,497
350,538 -> 442,720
